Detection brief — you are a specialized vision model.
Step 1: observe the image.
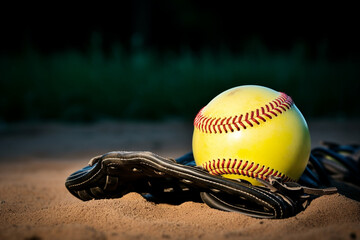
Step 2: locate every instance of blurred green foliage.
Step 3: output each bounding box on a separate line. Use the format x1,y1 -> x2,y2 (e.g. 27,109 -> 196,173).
0,40 -> 359,122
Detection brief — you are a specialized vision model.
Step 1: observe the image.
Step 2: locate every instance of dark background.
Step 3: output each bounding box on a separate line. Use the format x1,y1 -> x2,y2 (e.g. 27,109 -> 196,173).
1,2 -> 359,122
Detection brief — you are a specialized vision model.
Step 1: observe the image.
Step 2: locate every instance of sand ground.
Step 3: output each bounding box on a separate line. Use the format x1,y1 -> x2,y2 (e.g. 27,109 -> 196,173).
0,119 -> 359,240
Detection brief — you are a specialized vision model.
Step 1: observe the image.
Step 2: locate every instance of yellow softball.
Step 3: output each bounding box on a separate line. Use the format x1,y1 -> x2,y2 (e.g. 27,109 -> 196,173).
192,85 -> 311,185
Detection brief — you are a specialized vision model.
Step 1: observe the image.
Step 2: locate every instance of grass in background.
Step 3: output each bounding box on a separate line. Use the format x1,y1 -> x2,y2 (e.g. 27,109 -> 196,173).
0,39 -> 359,122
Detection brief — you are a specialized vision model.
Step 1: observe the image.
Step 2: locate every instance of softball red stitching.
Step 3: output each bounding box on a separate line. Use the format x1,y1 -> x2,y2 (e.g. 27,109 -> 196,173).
194,93 -> 293,133
202,159 -> 294,182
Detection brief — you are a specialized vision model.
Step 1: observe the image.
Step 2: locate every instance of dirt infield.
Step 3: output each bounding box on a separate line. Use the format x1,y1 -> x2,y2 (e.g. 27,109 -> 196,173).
0,119 -> 359,240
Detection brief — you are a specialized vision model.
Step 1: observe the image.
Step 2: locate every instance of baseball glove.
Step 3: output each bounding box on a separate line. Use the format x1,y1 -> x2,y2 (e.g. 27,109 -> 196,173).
65,142 -> 359,219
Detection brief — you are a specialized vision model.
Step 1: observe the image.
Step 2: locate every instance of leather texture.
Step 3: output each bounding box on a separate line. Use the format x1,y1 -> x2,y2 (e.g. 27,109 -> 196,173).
65,142 -> 359,219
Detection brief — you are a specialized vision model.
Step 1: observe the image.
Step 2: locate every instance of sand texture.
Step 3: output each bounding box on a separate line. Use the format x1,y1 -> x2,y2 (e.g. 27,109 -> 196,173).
0,119 -> 359,240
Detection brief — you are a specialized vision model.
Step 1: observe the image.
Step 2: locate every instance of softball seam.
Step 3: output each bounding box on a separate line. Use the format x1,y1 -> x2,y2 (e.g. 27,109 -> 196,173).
202,159 -> 294,182
194,92 -> 293,134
